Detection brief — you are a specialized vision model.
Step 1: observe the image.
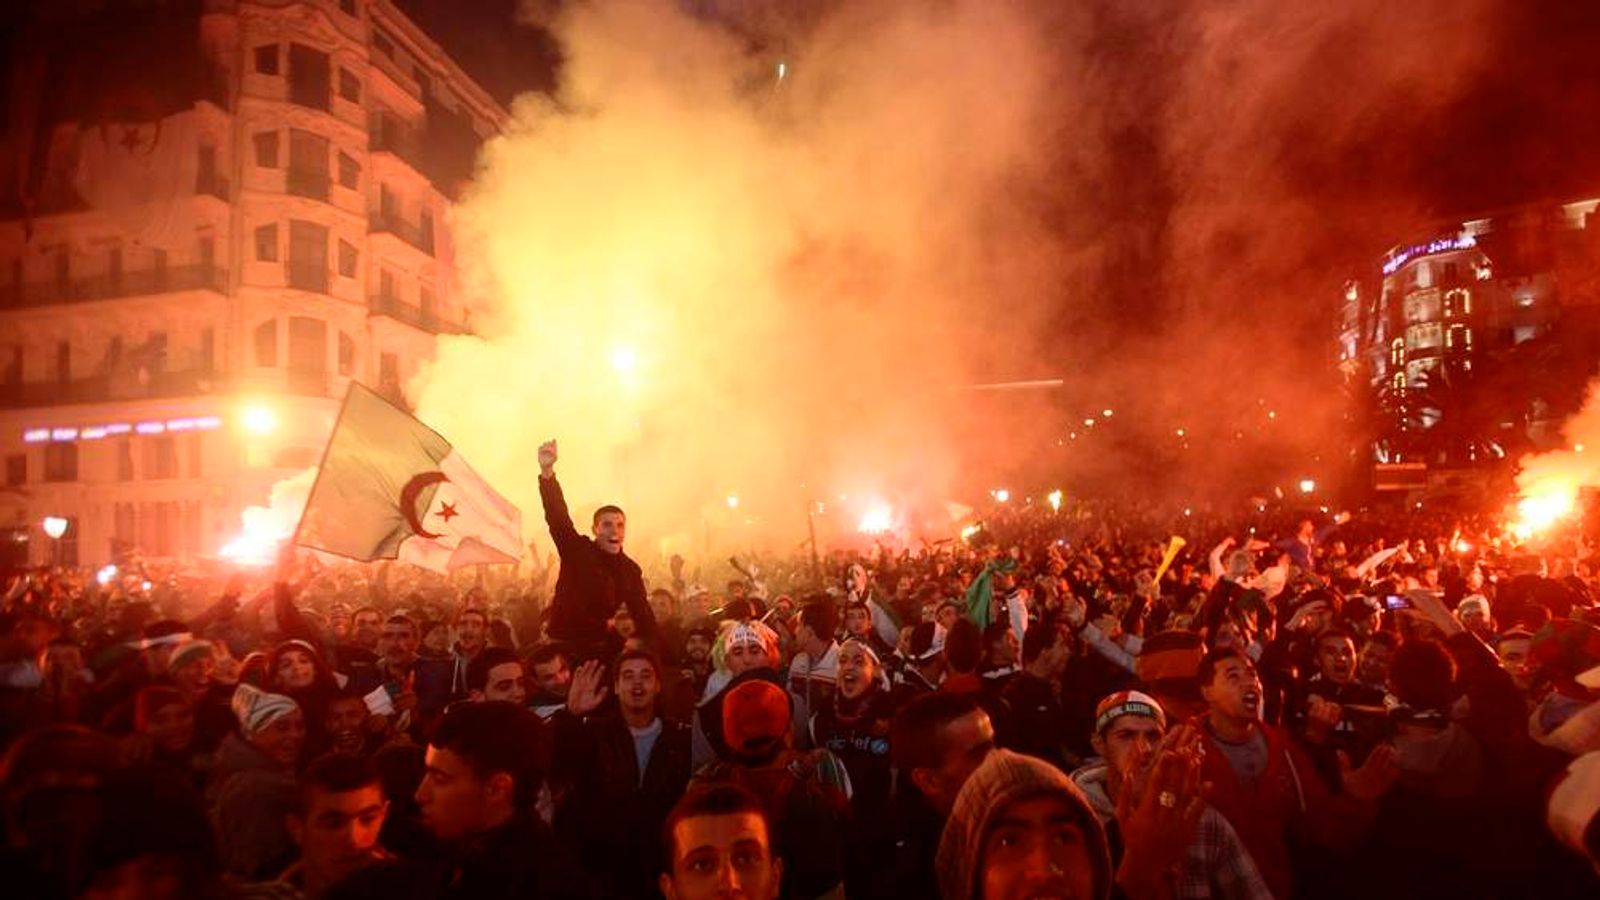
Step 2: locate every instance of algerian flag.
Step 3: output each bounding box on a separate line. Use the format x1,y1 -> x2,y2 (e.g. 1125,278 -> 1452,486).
294,383 -> 522,572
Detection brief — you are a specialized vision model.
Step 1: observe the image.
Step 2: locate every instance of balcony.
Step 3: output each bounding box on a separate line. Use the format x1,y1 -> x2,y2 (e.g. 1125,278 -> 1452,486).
370,119 -> 426,172
369,209 -> 435,255
286,167 -> 331,202
369,294 -> 467,335
285,262 -> 331,293
0,264 -> 227,310
0,368 -> 222,410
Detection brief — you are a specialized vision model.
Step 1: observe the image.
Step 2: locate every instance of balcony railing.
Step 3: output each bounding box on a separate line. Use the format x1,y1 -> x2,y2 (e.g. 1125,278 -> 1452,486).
0,369 -> 222,410
369,294 -> 468,335
0,264 -> 227,310
369,210 -> 435,255
286,168 -> 331,201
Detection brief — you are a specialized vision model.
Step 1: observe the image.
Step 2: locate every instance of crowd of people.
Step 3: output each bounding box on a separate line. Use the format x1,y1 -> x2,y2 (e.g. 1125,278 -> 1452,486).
2,440 -> 1599,898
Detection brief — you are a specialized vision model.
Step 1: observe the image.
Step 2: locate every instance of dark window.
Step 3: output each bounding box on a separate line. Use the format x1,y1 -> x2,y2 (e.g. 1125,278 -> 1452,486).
117,438 -> 134,480
254,131 -> 279,167
44,442 -> 77,482
144,437 -> 178,480
255,320 -> 278,367
373,30 -> 394,59
337,152 -> 359,189
54,249 -> 69,288
55,340 -> 69,384
200,328 -> 215,373
379,268 -> 398,302
198,236 -> 215,270
338,239 -> 358,277
197,144 -> 217,193
288,44 -> 331,111
4,453 -> 24,486
288,129 -> 331,200
379,184 -> 397,219
340,0 -> 357,14
419,209 -> 434,252
339,68 -> 361,103
288,220 -> 330,292
254,44 -> 279,75
338,331 -> 355,376
255,224 -> 278,261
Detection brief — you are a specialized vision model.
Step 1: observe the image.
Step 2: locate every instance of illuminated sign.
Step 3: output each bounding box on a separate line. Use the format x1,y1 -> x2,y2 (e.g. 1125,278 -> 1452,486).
1382,234 -> 1477,275
17,417 -> 219,442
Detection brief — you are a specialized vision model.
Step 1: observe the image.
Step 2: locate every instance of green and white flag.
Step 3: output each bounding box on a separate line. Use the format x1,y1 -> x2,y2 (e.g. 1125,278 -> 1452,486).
295,383 -> 522,572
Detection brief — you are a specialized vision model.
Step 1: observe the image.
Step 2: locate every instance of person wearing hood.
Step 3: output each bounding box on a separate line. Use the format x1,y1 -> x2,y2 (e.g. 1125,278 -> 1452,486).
536,439 -> 657,659
208,683 -> 306,878
936,748 -> 1203,900
1070,691 -> 1272,900
267,638 -> 344,754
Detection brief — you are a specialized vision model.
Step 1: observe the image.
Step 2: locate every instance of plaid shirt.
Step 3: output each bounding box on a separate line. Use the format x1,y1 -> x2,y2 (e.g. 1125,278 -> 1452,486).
1072,763 -> 1276,900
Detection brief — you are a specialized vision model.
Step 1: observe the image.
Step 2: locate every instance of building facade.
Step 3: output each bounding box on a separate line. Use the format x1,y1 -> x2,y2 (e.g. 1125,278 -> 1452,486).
0,0 -> 506,567
1340,196 -> 1600,463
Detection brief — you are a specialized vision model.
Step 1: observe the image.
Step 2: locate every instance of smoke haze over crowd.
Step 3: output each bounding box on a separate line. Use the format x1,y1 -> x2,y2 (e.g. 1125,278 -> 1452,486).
400,0 -> 1581,551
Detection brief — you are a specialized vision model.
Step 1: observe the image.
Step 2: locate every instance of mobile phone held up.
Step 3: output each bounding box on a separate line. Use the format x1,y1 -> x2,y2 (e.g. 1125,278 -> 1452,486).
1385,594 -> 1412,611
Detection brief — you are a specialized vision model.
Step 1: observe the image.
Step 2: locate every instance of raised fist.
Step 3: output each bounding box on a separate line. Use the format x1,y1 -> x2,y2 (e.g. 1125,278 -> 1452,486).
538,439 -> 558,472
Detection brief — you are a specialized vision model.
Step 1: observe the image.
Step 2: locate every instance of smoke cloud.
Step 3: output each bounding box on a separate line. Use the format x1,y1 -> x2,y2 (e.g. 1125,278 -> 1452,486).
410,0 -> 1501,558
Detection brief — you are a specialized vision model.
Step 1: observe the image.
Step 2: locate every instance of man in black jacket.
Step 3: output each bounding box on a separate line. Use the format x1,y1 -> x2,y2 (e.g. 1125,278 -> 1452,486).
537,439 -> 655,659
559,648 -> 693,897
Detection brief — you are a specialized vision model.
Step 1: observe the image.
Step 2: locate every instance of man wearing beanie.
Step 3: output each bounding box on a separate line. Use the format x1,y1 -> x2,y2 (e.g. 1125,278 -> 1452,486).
208,683 -> 305,878
1071,691 -> 1271,899
937,748 -> 1200,900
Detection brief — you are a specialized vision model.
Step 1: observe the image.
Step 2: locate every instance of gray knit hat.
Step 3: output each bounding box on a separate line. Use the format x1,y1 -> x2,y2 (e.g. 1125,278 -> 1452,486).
936,749 -> 1113,900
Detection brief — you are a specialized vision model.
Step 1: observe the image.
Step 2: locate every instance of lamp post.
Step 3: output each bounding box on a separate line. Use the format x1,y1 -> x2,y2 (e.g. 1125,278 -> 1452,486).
42,516 -> 67,567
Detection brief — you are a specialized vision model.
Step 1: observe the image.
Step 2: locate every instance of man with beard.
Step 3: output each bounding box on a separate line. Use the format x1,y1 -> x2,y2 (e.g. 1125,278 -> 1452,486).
665,625 -> 715,721
448,608 -> 489,700
537,439 -> 655,658
561,648 -> 692,897
1196,647 -> 1398,899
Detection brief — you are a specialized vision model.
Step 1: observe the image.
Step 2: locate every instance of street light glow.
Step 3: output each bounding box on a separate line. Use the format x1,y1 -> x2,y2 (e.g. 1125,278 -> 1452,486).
1047,489 -> 1063,512
994,489 -> 1011,503
42,516 -> 68,539
241,404 -> 277,435
725,494 -> 740,509
1298,479 -> 1316,494
610,345 -> 638,374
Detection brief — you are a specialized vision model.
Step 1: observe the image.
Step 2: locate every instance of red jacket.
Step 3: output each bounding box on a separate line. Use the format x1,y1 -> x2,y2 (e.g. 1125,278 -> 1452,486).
1197,719 -> 1369,899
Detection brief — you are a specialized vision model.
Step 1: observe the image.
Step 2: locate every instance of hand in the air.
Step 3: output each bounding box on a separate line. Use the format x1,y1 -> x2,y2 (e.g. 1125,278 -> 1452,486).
538,440 -> 558,474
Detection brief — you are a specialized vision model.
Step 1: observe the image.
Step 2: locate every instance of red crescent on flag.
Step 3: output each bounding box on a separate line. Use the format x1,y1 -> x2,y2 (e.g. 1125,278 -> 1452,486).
399,471 -> 450,539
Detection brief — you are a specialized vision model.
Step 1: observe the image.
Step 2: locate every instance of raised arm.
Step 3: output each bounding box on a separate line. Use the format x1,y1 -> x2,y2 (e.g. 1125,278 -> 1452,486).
537,439 -> 583,552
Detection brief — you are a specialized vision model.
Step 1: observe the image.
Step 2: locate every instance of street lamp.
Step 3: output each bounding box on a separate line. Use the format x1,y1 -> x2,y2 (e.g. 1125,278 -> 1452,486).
1298,479 -> 1316,494
42,516 -> 67,567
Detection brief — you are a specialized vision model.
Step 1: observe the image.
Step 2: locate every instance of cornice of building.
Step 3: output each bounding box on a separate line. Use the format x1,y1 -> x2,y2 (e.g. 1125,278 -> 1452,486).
367,0 -> 510,131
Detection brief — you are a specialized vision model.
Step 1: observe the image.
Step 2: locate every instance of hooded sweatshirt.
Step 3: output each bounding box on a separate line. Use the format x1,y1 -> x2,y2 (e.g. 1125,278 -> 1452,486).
937,749 -> 1113,900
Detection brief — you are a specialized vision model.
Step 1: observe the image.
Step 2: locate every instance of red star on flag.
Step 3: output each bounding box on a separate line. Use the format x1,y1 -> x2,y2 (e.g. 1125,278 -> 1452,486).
437,501 -> 459,522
